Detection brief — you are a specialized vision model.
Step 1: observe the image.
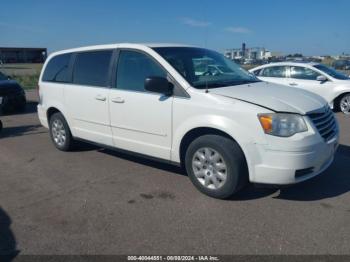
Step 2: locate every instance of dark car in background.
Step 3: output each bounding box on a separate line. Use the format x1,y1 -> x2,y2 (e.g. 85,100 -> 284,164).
0,71 -> 26,113
333,59 -> 350,70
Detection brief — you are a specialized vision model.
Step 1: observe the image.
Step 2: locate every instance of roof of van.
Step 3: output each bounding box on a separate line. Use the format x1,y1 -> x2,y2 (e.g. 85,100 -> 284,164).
49,43 -> 196,56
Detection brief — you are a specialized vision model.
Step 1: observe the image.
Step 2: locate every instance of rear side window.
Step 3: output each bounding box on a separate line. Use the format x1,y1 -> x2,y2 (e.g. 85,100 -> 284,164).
42,53 -> 71,82
72,50 -> 113,87
116,50 -> 166,92
261,66 -> 287,78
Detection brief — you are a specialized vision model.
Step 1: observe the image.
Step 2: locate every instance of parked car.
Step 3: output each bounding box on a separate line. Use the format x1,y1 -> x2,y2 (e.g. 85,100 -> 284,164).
250,62 -> 350,114
243,58 -> 255,65
333,59 -> 350,70
38,44 -> 338,199
0,71 -> 26,113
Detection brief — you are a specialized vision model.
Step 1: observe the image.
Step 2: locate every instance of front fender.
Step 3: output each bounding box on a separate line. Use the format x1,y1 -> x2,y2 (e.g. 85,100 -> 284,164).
171,114 -> 266,171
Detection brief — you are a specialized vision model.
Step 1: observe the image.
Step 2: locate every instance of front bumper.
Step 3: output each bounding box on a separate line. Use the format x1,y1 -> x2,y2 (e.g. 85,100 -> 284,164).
247,135 -> 338,185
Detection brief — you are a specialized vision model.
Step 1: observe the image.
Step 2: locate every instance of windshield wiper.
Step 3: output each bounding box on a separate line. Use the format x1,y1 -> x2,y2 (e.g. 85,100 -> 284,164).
194,83 -> 229,89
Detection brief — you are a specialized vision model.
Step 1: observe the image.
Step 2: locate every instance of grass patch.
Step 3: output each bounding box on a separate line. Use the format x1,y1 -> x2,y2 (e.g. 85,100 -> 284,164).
1,63 -> 42,90
11,74 -> 39,90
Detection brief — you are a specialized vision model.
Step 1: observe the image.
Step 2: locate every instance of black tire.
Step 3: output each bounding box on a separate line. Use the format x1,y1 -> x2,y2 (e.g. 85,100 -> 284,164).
49,112 -> 74,151
185,135 -> 248,199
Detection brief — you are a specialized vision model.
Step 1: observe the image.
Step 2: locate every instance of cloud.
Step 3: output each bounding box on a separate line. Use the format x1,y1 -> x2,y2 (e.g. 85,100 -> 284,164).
225,26 -> 252,34
180,17 -> 211,27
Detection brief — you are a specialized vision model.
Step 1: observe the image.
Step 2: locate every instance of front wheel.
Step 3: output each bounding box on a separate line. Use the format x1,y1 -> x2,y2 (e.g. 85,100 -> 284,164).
49,112 -> 74,151
185,135 -> 248,199
339,93 -> 350,115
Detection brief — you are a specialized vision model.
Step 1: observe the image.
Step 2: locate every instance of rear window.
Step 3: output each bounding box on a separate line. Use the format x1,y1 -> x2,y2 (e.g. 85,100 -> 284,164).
72,50 -> 112,87
42,53 -> 72,82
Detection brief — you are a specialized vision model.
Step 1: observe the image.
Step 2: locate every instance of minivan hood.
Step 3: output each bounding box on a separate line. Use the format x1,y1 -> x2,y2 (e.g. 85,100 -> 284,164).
209,81 -> 327,114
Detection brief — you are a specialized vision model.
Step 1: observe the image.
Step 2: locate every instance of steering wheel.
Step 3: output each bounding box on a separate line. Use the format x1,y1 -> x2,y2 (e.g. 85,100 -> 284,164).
202,70 -> 213,76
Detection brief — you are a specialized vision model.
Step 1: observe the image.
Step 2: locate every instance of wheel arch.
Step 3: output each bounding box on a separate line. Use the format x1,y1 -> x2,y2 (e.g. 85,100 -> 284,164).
45,105 -> 73,133
47,107 -> 61,121
171,114 -> 261,180
178,127 -> 248,169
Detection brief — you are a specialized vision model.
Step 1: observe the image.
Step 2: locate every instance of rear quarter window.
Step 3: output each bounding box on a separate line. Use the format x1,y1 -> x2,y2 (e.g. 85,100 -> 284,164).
42,53 -> 72,83
251,69 -> 262,76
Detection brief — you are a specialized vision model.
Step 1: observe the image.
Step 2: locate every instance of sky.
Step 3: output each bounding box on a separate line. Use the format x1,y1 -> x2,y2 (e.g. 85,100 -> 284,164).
0,0 -> 349,55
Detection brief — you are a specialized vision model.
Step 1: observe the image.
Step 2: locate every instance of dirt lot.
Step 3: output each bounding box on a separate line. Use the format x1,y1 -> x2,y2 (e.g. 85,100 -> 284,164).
0,91 -> 350,256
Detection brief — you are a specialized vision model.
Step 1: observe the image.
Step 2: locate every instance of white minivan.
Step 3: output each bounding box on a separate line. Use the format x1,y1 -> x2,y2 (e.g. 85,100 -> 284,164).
38,43 -> 339,199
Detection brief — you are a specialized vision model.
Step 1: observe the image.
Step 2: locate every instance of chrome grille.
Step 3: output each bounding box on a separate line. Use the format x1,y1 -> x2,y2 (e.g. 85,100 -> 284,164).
308,107 -> 337,141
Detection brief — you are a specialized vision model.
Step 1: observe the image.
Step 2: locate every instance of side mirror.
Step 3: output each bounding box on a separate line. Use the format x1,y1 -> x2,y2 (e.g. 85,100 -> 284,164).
7,76 -> 12,80
145,77 -> 173,96
316,75 -> 327,82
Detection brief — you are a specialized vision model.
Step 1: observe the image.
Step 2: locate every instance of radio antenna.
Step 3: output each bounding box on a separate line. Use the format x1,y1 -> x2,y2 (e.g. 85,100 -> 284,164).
203,4 -> 209,94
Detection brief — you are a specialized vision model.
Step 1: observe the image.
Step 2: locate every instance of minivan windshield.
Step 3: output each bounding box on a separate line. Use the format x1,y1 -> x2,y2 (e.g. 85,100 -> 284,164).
153,47 -> 260,89
314,64 -> 349,80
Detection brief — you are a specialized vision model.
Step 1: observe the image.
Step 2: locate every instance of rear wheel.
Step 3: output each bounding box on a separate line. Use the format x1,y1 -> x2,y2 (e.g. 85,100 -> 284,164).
49,112 -> 74,151
185,135 -> 248,199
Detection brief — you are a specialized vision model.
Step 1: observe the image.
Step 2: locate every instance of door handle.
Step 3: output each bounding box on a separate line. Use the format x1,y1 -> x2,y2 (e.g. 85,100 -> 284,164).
111,97 -> 125,103
289,82 -> 298,86
95,95 -> 107,101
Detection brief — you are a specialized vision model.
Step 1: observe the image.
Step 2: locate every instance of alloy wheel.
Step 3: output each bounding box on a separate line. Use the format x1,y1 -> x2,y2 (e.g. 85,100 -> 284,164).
192,147 -> 228,190
340,95 -> 350,114
51,119 -> 67,147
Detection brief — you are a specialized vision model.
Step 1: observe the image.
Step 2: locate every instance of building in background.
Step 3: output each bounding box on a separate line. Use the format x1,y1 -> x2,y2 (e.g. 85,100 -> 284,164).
0,47 -> 47,63
225,43 -> 283,62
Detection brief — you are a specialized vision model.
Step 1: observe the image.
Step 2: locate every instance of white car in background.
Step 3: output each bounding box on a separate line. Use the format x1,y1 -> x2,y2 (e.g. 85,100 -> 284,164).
249,62 -> 350,114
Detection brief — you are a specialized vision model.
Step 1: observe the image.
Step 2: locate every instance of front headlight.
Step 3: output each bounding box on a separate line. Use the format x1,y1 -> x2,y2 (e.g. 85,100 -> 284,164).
258,113 -> 308,137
